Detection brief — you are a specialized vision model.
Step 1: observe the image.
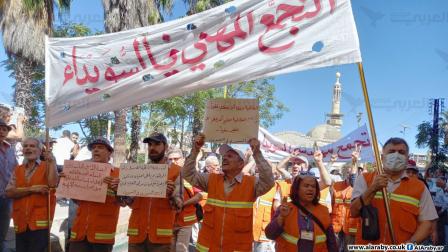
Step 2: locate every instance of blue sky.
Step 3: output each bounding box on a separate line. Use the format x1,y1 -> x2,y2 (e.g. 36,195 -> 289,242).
0,0 -> 447,154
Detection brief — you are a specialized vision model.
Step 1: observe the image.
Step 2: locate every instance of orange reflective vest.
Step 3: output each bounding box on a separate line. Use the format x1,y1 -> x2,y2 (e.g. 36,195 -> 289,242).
331,181 -> 359,234
127,164 -> 180,244
199,192 -> 208,208
12,162 -> 56,233
356,172 -> 424,244
175,180 -> 198,227
277,179 -> 292,203
319,186 -> 332,213
196,173 -> 256,252
253,185 -> 276,242
276,203 -> 330,252
70,167 -> 120,244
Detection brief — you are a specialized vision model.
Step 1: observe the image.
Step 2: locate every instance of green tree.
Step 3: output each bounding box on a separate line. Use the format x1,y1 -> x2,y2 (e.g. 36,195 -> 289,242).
416,116 -> 448,171
102,0 -> 174,165
0,0 -> 70,131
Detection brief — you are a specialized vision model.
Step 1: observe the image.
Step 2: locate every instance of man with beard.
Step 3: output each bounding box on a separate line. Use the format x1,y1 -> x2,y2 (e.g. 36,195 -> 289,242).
126,132 -> 180,252
183,134 -> 274,252
168,149 -> 203,252
6,137 -> 58,252
350,138 -> 438,244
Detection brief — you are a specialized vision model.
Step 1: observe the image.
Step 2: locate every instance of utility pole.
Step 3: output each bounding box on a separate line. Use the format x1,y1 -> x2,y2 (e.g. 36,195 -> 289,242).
429,98 -> 445,167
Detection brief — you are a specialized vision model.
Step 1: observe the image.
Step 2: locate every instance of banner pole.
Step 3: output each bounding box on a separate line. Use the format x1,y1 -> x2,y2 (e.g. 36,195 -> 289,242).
44,34 -> 52,252
45,127 -> 52,252
357,62 -> 396,244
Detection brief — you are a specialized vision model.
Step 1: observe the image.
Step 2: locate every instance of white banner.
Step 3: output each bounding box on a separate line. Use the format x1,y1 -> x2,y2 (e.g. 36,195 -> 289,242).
45,0 -> 361,127
259,124 -> 374,163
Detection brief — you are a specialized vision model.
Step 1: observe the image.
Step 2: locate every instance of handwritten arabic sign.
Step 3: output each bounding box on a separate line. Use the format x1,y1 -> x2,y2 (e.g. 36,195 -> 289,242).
203,98 -> 259,143
45,0 -> 361,127
117,164 -> 168,198
56,160 -> 111,203
259,124 -> 374,163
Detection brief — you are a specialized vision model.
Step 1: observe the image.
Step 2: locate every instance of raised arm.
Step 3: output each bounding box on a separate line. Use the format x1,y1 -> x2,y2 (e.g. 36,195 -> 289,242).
249,138 -> 275,197
182,134 -> 209,192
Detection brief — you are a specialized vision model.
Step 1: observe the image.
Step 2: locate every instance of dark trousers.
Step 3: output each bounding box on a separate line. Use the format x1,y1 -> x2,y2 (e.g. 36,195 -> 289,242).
15,228 -> 48,252
0,197 -> 11,252
69,239 -> 113,252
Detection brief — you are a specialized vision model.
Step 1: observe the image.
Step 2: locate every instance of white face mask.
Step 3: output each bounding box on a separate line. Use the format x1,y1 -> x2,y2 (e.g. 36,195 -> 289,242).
384,152 -> 407,171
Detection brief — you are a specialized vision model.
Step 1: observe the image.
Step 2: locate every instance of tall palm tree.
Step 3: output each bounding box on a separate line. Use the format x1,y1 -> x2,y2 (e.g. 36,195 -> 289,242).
102,0 -> 172,165
0,0 -> 69,128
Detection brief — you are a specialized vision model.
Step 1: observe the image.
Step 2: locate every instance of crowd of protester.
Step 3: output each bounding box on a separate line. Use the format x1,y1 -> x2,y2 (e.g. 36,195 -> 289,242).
0,112 -> 447,252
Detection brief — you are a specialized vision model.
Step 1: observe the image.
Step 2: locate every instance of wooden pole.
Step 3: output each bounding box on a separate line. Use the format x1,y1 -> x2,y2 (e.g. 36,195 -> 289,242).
357,62 -> 396,244
223,85 -> 228,98
45,127 -> 52,252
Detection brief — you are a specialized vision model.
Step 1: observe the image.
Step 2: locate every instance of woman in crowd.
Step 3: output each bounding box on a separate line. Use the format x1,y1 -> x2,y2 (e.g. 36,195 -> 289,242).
266,172 -> 337,252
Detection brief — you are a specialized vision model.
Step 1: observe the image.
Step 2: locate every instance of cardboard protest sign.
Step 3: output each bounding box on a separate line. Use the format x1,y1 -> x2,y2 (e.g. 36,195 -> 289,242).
204,98 -> 259,143
56,160 -> 111,203
117,164 -> 168,198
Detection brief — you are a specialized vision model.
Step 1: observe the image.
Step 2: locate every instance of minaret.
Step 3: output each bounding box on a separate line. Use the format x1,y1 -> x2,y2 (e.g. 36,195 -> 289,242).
326,72 -> 344,128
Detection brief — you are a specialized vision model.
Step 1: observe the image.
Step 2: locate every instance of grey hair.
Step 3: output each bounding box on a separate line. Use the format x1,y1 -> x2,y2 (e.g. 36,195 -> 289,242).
167,148 -> 184,158
22,137 -> 43,149
205,156 -> 219,166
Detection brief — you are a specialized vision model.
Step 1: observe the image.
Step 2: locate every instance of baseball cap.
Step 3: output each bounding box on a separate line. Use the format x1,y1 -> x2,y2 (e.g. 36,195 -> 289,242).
88,137 -> 114,152
218,144 -> 245,161
143,132 -> 168,144
407,159 -> 418,172
291,155 -> 309,167
0,119 -> 12,131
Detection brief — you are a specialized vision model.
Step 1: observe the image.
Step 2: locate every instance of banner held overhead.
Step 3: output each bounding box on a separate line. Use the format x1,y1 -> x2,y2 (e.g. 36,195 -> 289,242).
45,0 -> 361,127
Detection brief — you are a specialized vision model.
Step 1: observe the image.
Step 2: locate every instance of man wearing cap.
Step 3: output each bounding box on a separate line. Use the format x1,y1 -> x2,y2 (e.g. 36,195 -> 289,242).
68,138 -> 121,252
183,134 -> 274,252
6,137 -> 58,252
406,160 -> 419,178
273,150 -> 309,209
126,132 -> 181,252
0,119 -> 17,251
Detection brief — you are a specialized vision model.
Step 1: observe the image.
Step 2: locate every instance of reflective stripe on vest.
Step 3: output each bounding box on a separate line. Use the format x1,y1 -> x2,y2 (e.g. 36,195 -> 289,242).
127,228 -> 138,236
281,232 -> 298,244
374,192 -> 420,207
70,232 -> 77,239
156,228 -> 172,236
35,220 -> 49,227
315,234 -> 327,244
206,198 -> 253,209
259,199 -> 272,207
348,228 -> 357,233
344,199 -> 351,204
94,232 -> 115,240
335,198 -> 344,204
184,214 -> 197,222
196,242 -> 209,252
184,181 -> 193,190
106,189 -> 116,196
